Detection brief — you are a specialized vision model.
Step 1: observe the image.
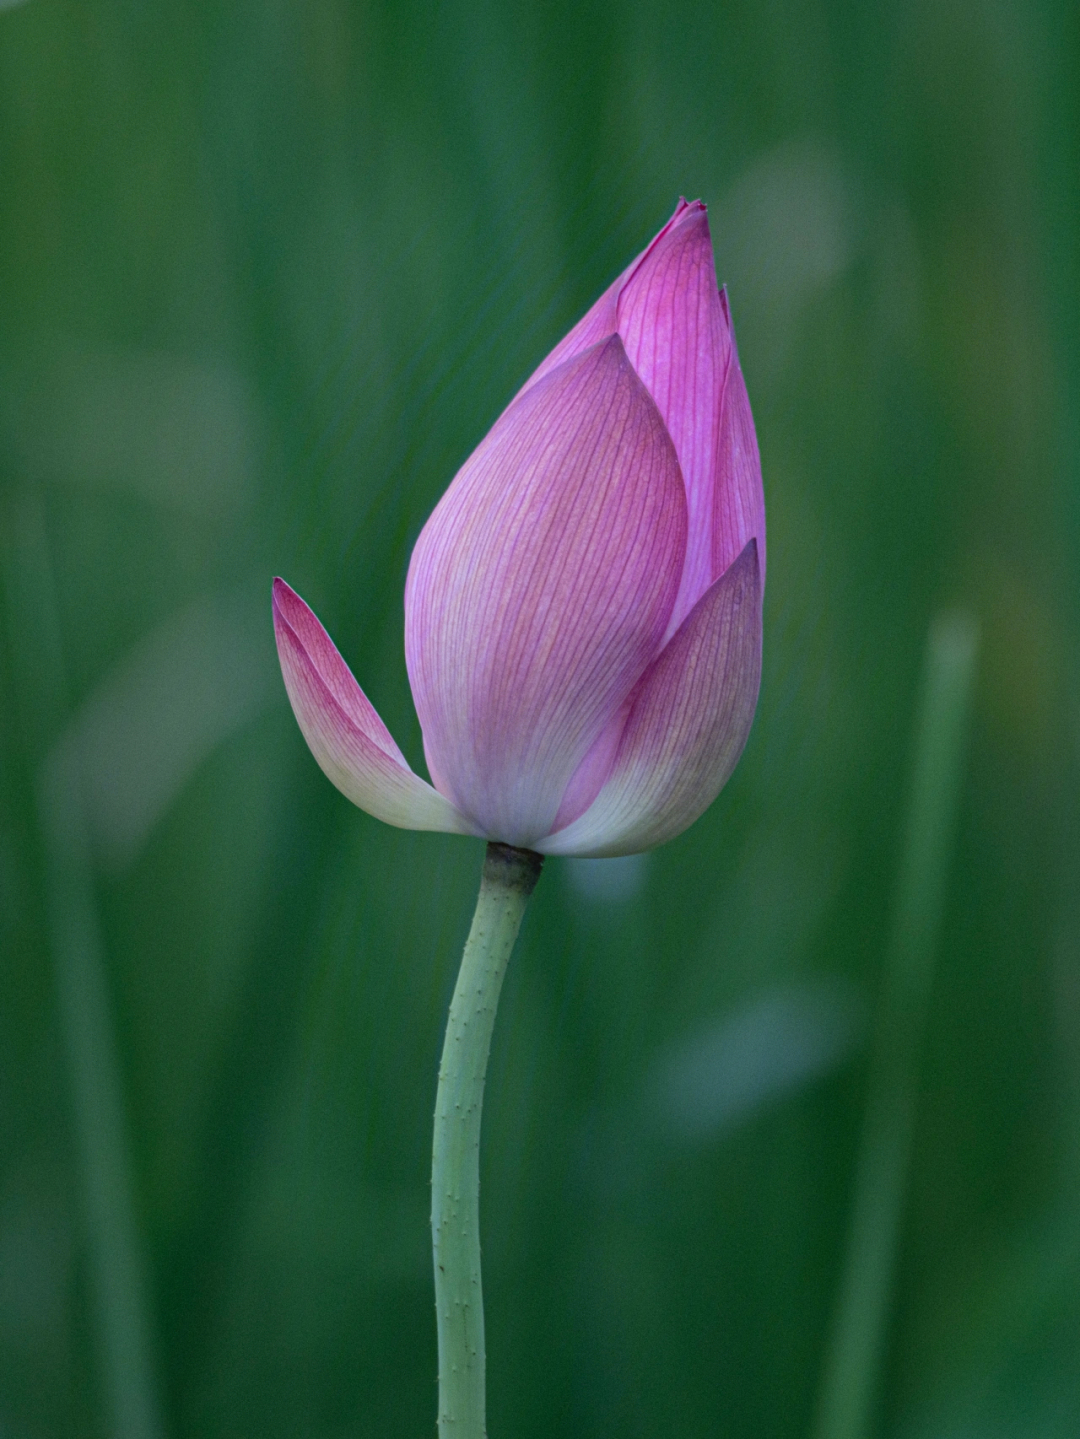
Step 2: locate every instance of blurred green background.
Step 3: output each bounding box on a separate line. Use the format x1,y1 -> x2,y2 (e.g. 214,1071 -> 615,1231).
1,0 -> 1078,1435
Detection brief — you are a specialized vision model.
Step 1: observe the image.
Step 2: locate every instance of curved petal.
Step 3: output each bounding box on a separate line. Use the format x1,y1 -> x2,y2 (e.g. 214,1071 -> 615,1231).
712,290 -> 766,584
405,336 -> 687,848
513,199 -> 696,404
616,200 -> 731,635
537,540 -> 761,858
273,580 -> 475,835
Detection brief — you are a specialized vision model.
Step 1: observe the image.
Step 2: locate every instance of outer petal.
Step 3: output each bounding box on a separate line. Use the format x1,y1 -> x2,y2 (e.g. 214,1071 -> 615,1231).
273,579 -> 474,834
511,198 -> 696,402
712,290 -> 766,584
405,335 -> 687,848
537,540 -> 761,858
616,201 -> 731,634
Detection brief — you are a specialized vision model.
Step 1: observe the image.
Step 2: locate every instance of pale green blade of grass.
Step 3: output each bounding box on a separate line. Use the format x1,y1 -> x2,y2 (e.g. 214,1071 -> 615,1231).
813,610 -> 980,1439
3,493 -> 166,1439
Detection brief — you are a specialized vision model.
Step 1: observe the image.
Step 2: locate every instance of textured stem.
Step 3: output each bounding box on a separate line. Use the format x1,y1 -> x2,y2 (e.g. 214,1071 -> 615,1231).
432,842 -> 543,1437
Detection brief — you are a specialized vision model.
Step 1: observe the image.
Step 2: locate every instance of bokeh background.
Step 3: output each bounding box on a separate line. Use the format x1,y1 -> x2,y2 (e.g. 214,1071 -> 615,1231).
1,0 -> 1078,1435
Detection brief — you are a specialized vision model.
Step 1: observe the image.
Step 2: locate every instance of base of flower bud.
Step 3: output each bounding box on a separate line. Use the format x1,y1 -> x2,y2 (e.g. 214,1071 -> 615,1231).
483,841 -> 544,897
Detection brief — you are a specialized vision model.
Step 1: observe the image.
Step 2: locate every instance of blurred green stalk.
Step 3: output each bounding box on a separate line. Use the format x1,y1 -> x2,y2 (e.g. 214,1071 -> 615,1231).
812,611 -> 979,1439
432,842 -> 543,1437
4,496 -> 165,1439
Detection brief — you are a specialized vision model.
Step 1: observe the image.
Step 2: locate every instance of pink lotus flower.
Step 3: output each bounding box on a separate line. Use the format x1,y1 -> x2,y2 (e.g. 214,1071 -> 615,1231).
273,199 -> 764,857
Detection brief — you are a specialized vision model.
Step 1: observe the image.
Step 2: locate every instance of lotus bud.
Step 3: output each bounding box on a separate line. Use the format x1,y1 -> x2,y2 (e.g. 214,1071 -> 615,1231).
274,199 -> 764,857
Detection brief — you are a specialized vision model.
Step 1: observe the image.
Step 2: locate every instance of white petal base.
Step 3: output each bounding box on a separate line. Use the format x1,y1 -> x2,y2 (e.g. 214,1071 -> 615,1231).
273,580 -> 476,836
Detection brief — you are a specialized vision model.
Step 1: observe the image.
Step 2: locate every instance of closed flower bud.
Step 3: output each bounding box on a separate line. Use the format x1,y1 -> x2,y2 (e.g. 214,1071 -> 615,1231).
274,199 -> 764,857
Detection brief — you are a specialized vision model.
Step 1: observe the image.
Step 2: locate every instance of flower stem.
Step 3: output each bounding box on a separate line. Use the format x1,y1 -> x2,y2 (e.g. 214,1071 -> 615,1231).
432,841 -> 543,1437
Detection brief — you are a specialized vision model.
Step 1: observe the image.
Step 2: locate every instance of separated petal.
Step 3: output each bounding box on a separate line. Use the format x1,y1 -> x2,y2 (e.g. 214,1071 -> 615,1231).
273,579 -> 474,834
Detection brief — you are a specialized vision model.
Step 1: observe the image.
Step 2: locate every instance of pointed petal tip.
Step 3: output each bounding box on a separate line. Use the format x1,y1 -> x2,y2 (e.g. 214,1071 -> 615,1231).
670,198 -> 710,236
272,576 -> 306,630
643,198 -> 713,263
511,200 -> 712,408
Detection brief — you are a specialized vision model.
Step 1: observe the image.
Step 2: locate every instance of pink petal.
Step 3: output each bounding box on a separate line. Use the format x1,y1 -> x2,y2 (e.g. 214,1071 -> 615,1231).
616,201 -> 731,634
538,540 -> 761,857
512,199 -> 696,402
273,579 -> 474,835
547,695 -> 630,834
712,290 -> 766,584
405,335 -> 687,848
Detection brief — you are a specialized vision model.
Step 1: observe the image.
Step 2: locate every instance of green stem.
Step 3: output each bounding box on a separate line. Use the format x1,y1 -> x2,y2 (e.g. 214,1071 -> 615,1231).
432,842 -> 543,1437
